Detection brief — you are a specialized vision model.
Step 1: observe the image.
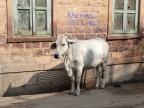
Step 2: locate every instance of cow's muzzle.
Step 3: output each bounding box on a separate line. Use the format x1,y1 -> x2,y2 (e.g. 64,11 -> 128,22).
54,54 -> 60,59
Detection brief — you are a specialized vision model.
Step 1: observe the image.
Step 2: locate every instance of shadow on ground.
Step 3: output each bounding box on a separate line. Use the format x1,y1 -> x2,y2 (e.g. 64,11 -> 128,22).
3,62 -> 144,97
3,63 -> 71,97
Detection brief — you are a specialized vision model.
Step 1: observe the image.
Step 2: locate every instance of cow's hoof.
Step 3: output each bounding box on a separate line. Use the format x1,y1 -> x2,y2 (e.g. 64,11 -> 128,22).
95,86 -> 104,89
68,91 -> 75,95
74,92 -> 80,96
94,85 -> 99,89
98,86 -> 104,89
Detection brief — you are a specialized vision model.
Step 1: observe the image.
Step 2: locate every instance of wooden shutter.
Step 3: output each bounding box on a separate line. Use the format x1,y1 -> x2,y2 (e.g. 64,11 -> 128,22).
112,0 -> 139,34
14,0 -> 32,35
126,0 -> 139,34
112,0 -> 124,33
33,0 -> 52,35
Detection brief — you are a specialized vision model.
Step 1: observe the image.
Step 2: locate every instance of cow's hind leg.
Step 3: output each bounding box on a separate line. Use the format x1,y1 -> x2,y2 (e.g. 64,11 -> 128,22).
75,66 -> 83,96
100,62 -> 107,89
95,66 -> 100,89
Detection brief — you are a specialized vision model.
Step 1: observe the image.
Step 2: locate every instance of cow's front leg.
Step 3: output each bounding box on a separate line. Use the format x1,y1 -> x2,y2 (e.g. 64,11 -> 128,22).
75,66 -> 83,96
69,73 -> 75,95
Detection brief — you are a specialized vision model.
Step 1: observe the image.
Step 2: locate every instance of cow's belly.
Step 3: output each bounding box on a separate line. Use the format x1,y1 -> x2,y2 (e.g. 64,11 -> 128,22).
84,58 -> 102,68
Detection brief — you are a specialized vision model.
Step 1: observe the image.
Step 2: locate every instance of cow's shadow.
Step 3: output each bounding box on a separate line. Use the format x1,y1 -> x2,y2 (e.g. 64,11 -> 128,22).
3,63 -> 71,96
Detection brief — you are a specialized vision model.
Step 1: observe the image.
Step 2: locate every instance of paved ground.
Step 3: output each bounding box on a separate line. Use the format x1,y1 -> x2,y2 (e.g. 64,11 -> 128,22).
0,83 -> 144,108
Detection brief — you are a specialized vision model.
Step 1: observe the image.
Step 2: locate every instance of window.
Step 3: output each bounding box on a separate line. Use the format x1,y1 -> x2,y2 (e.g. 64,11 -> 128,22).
14,0 -> 52,36
112,0 -> 139,34
7,0 -> 56,42
108,0 -> 143,39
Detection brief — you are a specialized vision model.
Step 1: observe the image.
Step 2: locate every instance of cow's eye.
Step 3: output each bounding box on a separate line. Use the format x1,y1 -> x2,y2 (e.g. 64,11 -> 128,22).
62,44 -> 65,46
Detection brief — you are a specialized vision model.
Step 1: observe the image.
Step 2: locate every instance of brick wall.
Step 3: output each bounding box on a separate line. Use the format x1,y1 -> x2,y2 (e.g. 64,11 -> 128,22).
108,39 -> 144,64
0,0 -> 144,96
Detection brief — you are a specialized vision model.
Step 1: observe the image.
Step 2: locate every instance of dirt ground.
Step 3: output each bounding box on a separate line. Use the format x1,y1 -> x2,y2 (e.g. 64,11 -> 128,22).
0,82 -> 144,108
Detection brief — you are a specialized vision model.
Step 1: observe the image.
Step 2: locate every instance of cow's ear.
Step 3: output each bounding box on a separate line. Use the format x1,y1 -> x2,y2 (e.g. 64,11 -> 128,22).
50,42 -> 57,50
67,39 -> 76,44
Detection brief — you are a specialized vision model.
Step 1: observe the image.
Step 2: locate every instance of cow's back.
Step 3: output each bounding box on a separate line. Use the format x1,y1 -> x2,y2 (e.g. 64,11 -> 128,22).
71,38 -> 109,67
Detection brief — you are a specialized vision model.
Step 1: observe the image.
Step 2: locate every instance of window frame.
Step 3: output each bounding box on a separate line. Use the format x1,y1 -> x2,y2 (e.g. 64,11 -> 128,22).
108,0 -> 144,40
7,0 -> 57,43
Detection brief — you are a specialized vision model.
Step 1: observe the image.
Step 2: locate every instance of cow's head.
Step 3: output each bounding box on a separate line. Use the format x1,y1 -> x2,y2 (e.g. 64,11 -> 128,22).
51,34 -> 76,59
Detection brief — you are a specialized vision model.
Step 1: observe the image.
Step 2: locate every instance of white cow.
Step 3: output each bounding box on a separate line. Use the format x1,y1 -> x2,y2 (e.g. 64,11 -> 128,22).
51,34 -> 109,96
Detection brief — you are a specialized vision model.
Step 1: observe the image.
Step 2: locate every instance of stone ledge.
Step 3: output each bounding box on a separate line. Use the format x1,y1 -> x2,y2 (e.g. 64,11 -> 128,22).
0,62 -> 64,74
108,56 -> 144,65
0,56 -> 144,74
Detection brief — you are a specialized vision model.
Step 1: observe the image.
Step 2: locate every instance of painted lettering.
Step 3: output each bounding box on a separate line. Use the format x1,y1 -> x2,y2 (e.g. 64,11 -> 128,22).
87,21 -> 99,26
67,20 -> 83,26
68,12 -> 96,19
80,13 -> 95,18
68,12 -> 78,18
67,11 -> 98,26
